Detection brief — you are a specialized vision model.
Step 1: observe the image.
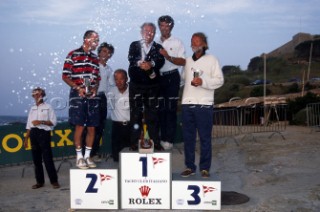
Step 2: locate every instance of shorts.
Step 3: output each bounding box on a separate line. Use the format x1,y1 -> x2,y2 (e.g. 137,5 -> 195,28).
68,89 -> 100,127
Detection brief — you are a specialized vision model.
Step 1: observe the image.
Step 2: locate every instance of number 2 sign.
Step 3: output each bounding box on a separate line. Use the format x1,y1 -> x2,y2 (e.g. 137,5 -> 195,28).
70,169 -> 118,210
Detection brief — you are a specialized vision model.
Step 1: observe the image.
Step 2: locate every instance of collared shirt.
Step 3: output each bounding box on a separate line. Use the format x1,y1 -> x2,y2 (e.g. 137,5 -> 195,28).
26,103 -> 57,131
158,36 -> 186,73
140,40 -> 154,61
107,85 -> 130,122
97,63 -> 114,95
62,46 -> 100,87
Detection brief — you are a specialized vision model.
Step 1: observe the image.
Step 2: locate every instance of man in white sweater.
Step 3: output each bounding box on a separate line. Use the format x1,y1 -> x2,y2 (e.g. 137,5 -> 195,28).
180,32 -> 224,178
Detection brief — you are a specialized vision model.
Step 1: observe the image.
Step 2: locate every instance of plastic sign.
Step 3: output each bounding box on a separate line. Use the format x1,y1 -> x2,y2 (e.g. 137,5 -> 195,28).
70,169 -> 118,210
120,152 -> 171,209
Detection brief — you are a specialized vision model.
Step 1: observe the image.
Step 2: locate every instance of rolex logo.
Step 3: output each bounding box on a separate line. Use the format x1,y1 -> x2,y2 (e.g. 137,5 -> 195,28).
139,185 -> 151,198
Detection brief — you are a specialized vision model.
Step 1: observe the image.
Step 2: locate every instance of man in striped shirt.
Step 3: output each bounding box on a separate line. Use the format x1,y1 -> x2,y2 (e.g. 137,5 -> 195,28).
62,30 -> 101,169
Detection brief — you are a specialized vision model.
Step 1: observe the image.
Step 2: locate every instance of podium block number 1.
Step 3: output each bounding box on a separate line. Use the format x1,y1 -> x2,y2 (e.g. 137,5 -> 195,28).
121,152 -> 171,209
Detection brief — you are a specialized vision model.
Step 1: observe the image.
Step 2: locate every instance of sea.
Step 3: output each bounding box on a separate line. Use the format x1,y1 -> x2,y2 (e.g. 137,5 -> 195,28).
0,115 -> 68,126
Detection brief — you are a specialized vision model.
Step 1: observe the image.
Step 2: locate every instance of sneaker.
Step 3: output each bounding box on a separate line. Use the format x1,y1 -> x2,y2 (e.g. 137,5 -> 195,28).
160,141 -> 173,150
85,157 -> 97,168
76,158 -> 88,169
92,155 -> 102,163
201,170 -> 210,178
180,168 -> 195,177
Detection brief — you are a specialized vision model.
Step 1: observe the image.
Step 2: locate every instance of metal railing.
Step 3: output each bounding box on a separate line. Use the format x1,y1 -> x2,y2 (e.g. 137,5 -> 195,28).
306,102 -> 320,132
213,104 -> 287,143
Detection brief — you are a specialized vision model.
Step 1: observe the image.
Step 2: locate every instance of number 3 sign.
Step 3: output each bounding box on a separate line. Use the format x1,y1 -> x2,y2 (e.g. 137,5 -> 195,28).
172,181 -> 221,210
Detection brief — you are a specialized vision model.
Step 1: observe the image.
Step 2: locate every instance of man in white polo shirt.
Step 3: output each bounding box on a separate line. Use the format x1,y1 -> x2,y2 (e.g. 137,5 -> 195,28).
157,15 -> 186,150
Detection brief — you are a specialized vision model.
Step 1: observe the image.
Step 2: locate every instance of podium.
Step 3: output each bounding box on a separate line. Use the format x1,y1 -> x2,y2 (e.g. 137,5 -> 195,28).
171,176 -> 221,210
70,169 -> 118,210
120,150 -> 171,209
70,150 -> 221,210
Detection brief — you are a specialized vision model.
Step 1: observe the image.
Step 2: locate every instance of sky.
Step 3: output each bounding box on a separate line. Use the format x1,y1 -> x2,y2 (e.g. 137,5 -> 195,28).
0,0 -> 319,117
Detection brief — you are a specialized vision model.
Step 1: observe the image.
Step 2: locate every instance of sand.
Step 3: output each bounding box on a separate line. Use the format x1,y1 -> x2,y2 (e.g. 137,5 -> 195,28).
0,125 -> 320,211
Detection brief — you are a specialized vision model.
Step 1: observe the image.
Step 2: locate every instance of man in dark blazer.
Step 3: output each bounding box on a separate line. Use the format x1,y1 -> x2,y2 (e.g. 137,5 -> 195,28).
128,22 -> 165,151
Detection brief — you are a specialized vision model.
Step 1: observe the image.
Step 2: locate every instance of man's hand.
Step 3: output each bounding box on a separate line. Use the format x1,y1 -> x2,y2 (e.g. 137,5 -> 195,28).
159,48 -> 169,58
191,77 -> 203,87
139,61 -> 152,71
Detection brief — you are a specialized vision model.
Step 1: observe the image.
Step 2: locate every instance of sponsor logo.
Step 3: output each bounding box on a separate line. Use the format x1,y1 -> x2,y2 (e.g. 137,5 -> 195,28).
100,173 -> 113,184
101,199 -> 114,205
176,199 -> 184,205
75,198 -> 83,205
202,185 -> 217,197
139,185 -> 151,198
152,157 -> 166,167
128,185 -> 162,205
204,200 -> 217,206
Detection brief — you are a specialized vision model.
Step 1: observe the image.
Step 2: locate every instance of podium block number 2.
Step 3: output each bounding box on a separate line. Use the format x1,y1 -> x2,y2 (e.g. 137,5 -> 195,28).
70,169 -> 118,210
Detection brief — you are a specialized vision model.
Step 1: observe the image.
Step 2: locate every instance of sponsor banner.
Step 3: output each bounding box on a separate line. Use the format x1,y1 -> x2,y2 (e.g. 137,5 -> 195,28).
0,122 -> 112,166
172,180 -> 221,210
120,152 -> 171,209
70,169 -> 118,210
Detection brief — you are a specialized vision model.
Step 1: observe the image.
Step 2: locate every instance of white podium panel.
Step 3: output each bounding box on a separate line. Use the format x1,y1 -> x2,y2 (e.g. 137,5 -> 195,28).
120,152 -> 171,209
70,169 -> 118,210
172,180 -> 221,210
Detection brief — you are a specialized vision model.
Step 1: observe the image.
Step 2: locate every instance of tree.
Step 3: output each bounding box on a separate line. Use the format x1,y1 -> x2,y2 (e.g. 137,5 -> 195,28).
222,65 -> 242,74
247,56 -> 263,72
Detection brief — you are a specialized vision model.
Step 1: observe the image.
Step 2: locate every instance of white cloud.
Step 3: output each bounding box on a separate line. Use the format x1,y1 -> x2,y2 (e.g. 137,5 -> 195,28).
23,0 -> 89,19
0,0 -> 92,25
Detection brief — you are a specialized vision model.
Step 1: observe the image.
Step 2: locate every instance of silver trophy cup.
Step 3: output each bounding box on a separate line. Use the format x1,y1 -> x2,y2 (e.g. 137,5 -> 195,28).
83,77 -> 92,96
191,68 -> 202,86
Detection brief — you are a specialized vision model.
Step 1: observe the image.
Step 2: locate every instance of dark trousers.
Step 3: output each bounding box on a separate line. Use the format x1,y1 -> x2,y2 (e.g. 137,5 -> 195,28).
91,92 -> 107,157
111,121 -> 131,161
159,71 -> 180,143
129,82 -> 160,146
30,128 -> 58,184
182,105 -> 213,172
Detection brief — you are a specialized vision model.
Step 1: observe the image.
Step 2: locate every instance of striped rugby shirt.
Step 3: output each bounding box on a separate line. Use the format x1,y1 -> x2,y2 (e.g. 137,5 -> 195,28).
62,46 -> 100,87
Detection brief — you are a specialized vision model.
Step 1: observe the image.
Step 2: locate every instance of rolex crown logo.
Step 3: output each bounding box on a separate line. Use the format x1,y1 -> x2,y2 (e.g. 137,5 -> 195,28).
139,185 -> 151,198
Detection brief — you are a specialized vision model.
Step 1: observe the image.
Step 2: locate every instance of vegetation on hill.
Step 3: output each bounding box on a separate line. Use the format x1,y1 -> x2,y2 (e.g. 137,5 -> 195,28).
216,35 -> 320,104
215,35 -> 320,125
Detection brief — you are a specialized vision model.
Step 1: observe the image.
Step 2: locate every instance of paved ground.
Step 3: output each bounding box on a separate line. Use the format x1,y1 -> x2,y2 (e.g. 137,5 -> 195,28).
1,125 -> 320,211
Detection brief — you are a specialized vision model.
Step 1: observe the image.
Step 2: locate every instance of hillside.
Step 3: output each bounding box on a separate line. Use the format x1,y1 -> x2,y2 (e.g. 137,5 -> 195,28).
216,32 -> 320,106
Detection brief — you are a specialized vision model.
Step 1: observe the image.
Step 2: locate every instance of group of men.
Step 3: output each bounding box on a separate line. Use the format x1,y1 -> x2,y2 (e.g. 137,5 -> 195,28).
24,15 -> 224,189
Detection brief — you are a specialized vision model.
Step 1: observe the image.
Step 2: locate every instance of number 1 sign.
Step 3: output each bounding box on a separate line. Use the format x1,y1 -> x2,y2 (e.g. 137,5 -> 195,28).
120,152 -> 171,209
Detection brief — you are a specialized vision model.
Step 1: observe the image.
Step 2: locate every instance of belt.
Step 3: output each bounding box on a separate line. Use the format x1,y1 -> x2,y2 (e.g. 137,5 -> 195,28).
113,120 -> 129,126
160,69 -> 178,76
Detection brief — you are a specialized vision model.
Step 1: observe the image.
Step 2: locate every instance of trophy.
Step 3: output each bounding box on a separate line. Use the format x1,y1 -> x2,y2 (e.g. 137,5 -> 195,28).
82,76 -> 93,97
191,68 -> 203,86
139,123 -> 154,154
